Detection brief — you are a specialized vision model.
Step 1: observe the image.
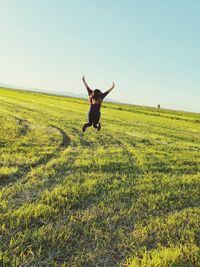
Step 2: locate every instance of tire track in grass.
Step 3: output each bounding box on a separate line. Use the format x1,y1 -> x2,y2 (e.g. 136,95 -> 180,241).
0,127 -> 80,236
49,124 -> 70,148
4,146 -> 78,212
1,123 -> 71,189
106,130 -> 138,171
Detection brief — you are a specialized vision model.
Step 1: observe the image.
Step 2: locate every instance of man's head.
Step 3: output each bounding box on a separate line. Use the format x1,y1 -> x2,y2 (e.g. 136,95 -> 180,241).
93,89 -> 102,97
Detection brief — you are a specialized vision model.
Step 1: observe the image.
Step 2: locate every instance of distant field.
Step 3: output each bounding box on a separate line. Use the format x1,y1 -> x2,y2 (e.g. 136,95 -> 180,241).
0,87 -> 200,267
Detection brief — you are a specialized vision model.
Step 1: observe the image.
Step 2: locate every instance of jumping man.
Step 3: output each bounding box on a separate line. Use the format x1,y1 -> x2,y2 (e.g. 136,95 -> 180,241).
82,76 -> 115,132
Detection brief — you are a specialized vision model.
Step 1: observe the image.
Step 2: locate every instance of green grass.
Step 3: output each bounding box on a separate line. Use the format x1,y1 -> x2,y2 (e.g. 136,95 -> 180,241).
0,87 -> 200,266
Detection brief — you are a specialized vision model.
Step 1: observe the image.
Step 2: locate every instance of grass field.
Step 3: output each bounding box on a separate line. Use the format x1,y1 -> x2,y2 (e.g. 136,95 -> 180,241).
0,87 -> 200,267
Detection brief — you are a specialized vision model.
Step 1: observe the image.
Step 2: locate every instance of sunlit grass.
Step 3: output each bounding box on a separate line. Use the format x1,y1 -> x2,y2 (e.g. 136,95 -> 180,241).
0,87 -> 200,266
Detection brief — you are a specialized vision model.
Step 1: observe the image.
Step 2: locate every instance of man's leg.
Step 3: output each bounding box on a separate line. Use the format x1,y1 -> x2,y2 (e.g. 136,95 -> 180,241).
93,112 -> 101,130
82,112 -> 94,132
82,122 -> 92,132
93,122 -> 98,128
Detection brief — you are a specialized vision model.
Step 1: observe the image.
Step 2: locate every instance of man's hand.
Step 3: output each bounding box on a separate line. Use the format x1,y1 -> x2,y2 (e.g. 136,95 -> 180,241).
109,82 -> 115,91
82,75 -> 92,95
104,81 -> 115,96
82,75 -> 87,86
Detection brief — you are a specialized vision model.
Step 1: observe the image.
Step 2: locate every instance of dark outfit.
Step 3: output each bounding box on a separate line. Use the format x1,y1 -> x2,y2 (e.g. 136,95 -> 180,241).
83,87 -> 109,130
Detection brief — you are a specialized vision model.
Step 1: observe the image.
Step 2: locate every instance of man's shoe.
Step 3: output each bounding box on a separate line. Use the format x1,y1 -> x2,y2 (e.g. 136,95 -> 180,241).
97,122 -> 101,131
82,125 -> 86,132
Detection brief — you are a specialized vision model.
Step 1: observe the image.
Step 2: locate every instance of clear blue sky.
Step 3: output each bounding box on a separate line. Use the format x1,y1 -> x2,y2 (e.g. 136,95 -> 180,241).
0,0 -> 200,113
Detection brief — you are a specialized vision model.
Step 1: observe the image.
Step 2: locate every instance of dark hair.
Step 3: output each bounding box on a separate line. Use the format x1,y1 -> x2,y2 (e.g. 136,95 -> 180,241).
93,89 -> 101,96
92,89 -> 102,102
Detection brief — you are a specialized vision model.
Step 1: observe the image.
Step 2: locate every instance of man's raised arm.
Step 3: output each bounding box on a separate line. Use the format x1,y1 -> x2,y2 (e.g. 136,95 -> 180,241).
102,82 -> 115,99
82,75 -> 93,96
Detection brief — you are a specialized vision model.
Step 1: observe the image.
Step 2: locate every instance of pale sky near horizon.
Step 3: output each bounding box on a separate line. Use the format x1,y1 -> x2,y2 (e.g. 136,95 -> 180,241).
0,0 -> 200,113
